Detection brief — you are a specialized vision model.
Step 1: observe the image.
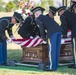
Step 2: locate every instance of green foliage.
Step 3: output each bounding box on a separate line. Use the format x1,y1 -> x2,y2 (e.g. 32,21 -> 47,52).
6,1 -> 16,12
0,0 -> 7,12
37,0 -> 54,12
24,0 -> 28,2
47,0 -> 54,6
0,0 -> 2,3
13,0 -> 19,10
13,0 -> 18,4
0,6 -> 5,12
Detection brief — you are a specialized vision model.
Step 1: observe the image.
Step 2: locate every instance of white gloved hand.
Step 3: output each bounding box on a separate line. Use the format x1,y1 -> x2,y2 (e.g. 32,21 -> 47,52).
30,36 -> 33,39
36,35 -> 39,38
7,39 -> 12,43
42,41 -> 47,44
61,38 -> 65,44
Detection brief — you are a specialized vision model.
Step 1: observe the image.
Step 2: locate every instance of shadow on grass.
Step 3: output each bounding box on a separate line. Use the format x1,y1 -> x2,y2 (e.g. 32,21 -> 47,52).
0,65 -> 43,72
1,49 -> 43,72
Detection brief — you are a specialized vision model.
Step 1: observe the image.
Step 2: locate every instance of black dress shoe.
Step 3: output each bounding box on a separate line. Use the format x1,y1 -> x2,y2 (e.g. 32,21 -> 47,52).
68,64 -> 76,69
2,63 -> 8,66
44,69 -> 55,71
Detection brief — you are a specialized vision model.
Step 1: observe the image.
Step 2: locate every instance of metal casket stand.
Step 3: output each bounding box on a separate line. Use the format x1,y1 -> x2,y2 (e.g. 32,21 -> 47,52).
9,44 -> 47,70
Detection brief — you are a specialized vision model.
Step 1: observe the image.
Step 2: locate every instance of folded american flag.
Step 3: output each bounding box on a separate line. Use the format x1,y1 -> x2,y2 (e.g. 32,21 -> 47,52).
12,36 -> 46,47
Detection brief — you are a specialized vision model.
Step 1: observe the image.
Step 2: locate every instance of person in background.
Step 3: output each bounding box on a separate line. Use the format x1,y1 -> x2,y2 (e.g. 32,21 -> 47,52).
45,6 -> 57,38
0,12 -> 23,65
70,1 -> 76,13
46,6 -> 57,19
31,6 -> 62,71
57,4 -> 76,68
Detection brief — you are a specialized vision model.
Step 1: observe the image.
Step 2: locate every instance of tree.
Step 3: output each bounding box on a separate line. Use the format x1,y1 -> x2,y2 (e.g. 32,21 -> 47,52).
0,0 -> 7,12
47,0 -> 54,6
0,0 -> 2,4
37,0 -> 54,12
6,1 -> 16,12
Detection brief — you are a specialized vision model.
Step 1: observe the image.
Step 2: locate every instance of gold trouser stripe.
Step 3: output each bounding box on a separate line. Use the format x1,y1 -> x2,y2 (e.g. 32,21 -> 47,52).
48,38 -> 52,69
73,38 -> 76,64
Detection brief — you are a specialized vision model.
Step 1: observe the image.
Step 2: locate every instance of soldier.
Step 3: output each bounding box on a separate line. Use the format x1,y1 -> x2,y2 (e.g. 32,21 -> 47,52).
18,13 -> 41,38
57,5 -> 76,68
70,2 -> 76,13
31,6 -> 62,71
46,6 -> 57,19
0,12 -> 23,65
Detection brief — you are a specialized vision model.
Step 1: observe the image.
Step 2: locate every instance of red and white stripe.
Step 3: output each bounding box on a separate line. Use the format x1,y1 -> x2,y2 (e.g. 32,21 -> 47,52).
67,29 -> 71,38
12,37 -> 46,47
61,30 -> 71,44
12,30 -> 72,47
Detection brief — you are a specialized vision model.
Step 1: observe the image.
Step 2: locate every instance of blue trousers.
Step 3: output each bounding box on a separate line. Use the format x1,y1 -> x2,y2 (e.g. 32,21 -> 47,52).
72,37 -> 76,65
47,32 -> 62,70
0,41 -> 7,64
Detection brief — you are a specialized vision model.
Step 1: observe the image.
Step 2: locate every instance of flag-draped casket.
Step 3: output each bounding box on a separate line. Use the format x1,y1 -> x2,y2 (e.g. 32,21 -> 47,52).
12,30 -> 73,63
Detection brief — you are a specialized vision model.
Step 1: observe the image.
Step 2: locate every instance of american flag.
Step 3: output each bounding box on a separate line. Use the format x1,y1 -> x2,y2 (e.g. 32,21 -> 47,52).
12,30 -> 71,47
61,30 -> 71,44
12,36 -> 46,47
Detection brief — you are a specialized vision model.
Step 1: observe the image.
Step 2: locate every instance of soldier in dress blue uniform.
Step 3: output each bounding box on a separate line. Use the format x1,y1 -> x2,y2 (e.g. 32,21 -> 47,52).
18,14 -> 40,38
0,12 -> 23,65
46,6 -> 57,19
57,5 -> 76,68
70,1 -> 76,13
31,6 -> 62,71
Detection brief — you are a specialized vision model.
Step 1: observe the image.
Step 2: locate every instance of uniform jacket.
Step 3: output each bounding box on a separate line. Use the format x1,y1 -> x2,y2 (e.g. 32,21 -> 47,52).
0,17 -> 14,42
18,15 -> 40,38
36,15 -> 62,39
60,10 -> 76,38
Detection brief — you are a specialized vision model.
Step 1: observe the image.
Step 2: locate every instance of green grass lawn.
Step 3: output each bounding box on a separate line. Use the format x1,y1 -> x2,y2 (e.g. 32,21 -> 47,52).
0,66 -> 76,75
0,49 -> 76,75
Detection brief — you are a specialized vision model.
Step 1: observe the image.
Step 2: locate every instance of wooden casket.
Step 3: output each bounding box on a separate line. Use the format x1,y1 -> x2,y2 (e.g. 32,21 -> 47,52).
60,43 -> 73,62
20,43 -> 73,64
20,44 -> 48,64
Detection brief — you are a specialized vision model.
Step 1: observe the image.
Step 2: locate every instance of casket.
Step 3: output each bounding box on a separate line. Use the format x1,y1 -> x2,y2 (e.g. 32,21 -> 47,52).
20,44 -> 48,64
20,43 -> 73,64
60,43 -> 73,62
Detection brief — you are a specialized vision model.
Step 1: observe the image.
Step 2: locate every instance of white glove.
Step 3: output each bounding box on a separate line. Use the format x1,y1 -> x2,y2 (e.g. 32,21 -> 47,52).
42,41 -> 47,44
36,35 -> 39,38
61,38 -> 65,44
7,39 -> 12,43
30,36 -> 33,39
